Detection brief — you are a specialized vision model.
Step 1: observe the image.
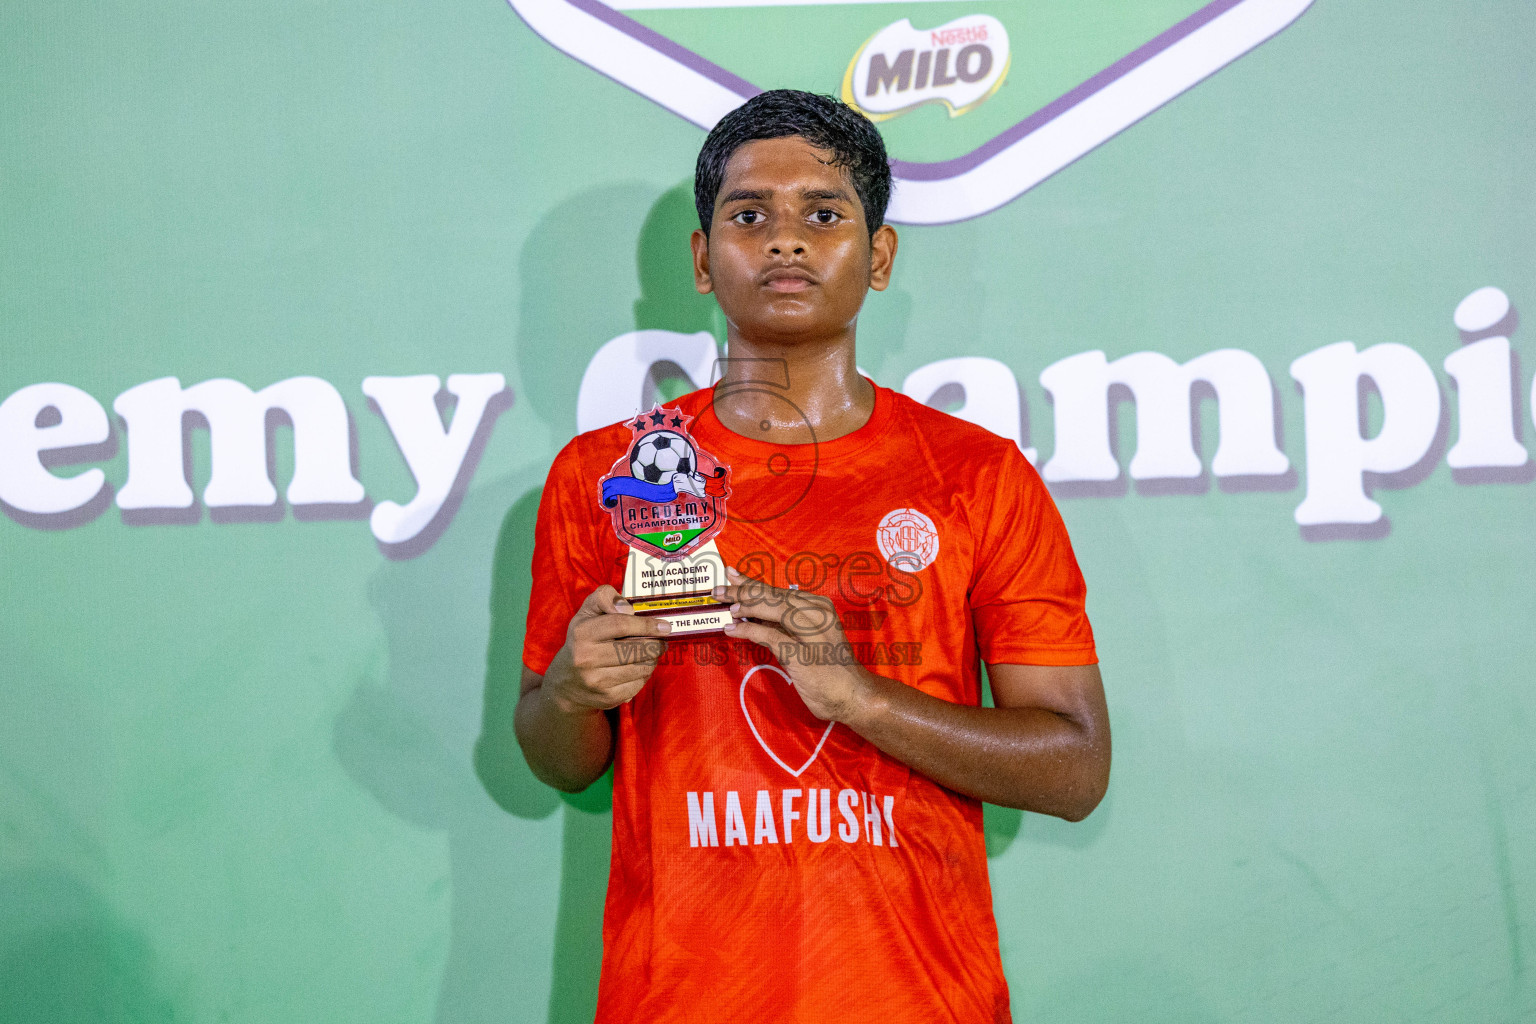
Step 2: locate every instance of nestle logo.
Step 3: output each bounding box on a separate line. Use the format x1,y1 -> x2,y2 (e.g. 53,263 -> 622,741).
930,26 -> 988,47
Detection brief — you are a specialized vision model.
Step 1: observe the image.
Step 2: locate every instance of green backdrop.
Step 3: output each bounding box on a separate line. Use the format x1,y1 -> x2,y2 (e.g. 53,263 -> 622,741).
3,1 -> 1534,1021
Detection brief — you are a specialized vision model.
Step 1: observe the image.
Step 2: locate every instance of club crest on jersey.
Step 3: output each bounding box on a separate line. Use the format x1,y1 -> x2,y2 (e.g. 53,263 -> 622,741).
877,507 -> 940,572
599,405 -> 730,558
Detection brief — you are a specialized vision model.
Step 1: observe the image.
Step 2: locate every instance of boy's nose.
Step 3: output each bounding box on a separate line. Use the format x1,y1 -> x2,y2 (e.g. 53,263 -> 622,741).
766,210 -> 808,256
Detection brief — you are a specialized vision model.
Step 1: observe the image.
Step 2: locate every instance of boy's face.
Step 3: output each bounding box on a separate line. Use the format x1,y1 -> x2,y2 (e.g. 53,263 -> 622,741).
691,136 -> 897,346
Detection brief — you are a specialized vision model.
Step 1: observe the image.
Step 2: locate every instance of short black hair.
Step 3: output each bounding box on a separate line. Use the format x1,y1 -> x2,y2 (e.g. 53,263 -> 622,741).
694,90 -> 892,236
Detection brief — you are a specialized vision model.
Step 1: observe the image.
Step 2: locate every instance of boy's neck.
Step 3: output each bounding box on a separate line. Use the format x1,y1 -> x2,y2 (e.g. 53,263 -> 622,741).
713,328 -> 875,445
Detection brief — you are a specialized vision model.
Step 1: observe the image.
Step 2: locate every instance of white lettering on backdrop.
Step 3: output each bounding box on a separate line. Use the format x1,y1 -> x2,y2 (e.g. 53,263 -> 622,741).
114,376 -> 366,511
0,383 -> 112,516
1288,343 -> 1442,526
0,288 -> 1528,549
1039,348 -> 1290,483
362,374 -> 510,550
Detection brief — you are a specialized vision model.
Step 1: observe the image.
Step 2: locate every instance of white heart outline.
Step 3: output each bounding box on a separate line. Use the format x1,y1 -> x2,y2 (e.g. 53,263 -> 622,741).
738,664 -> 834,778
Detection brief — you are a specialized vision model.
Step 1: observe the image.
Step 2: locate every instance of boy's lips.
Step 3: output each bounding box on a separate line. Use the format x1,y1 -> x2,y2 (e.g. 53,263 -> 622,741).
761,267 -> 816,292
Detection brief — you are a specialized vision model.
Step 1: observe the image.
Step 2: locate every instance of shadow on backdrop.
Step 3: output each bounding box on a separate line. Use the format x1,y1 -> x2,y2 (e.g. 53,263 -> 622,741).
633,183 -> 718,340
632,182 -> 725,408
339,184 -> 714,1024
479,486 -> 616,1024
0,869 -> 178,1024
517,182 -> 714,437
336,473 -> 561,1024
489,181 -> 718,1023
338,468 -> 624,1024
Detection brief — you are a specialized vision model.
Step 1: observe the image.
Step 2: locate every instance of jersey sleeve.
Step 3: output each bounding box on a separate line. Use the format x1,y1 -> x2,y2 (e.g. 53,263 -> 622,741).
968,446 -> 1098,666
522,437 -> 613,676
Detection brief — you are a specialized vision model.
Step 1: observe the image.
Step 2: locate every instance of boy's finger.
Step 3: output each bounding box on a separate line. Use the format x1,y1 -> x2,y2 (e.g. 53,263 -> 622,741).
577,585 -> 629,619
567,670 -> 650,707
607,651 -> 668,682
722,617 -> 794,657
717,587 -> 840,640
573,633 -> 669,672
715,567 -> 793,602
582,613 -> 673,643
712,584 -> 789,621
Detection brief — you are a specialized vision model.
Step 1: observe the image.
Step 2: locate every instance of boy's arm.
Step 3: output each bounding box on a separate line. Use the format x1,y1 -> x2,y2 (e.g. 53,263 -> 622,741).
515,585 -> 674,793
836,661 -> 1108,820
718,572 -> 1110,820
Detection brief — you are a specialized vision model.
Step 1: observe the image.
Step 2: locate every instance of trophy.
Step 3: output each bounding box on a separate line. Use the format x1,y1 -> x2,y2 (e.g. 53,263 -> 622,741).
598,406 -> 734,635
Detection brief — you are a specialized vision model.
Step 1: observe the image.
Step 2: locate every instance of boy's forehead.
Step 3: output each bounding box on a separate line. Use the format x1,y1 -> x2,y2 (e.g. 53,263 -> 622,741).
717,136 -> 853,195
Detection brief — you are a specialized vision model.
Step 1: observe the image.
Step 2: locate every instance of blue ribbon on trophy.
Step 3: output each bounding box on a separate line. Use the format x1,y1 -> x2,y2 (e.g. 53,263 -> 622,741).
600,468 -> 727,508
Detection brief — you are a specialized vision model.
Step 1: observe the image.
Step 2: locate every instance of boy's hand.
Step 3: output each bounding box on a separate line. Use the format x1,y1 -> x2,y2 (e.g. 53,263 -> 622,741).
545,585 -> 672,713
716,567 -> 879,724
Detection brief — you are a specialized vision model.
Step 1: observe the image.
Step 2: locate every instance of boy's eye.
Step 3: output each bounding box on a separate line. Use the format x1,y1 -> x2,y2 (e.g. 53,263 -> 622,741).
732,210 -> 762,225
812,209 -> 840,224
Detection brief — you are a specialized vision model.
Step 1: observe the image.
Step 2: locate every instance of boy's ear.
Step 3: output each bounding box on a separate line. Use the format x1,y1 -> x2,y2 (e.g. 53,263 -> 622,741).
691,229 -> 713,295
868,224 -> 898,292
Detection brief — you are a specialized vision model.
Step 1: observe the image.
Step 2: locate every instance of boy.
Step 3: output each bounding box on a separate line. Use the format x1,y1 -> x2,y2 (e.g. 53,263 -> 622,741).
514,90 -> 1109,1023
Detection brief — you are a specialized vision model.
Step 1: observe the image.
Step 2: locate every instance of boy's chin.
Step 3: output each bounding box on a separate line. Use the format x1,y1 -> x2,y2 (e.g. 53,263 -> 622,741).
729,308 -> 848,346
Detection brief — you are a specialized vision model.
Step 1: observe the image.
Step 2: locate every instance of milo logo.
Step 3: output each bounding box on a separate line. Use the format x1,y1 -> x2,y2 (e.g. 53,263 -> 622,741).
843,15 -> 1009,120
507,0 -> 1313,222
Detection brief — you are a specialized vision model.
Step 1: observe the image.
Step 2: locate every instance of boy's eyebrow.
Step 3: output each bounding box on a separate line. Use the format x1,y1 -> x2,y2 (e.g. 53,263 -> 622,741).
800,187 -> 855,203
719,188 -> 771,204
718,186 -> 857,205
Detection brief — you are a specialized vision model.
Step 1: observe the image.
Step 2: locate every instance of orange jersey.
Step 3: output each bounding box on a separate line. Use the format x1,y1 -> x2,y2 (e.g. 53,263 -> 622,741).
524,384 -> 1097,1024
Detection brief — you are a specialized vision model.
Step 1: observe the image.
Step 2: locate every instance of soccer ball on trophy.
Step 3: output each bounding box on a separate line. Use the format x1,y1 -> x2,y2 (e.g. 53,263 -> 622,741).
630,430 -> 697,485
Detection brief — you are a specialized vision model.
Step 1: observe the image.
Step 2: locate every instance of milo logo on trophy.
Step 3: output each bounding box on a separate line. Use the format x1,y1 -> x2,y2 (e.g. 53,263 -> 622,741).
598,405 -> 735,635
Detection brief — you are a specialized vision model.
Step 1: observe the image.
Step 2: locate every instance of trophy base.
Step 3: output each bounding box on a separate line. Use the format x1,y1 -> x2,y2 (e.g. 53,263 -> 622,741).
628,592 -> 734,636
